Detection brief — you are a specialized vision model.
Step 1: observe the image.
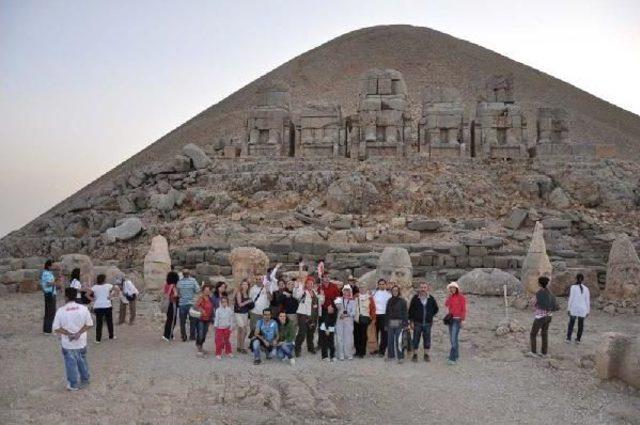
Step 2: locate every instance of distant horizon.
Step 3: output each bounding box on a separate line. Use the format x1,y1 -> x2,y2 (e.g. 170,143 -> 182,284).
1,0 -> 639,239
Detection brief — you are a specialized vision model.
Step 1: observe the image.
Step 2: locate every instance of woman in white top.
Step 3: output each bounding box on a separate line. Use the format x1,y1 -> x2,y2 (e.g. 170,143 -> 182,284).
566,273 -> 590,344
89,274 -> 118,343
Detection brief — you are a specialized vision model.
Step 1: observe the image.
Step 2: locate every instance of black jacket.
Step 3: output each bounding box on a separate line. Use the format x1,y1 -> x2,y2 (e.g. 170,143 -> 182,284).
386,296 -> 408,322
408,294 -> 439,324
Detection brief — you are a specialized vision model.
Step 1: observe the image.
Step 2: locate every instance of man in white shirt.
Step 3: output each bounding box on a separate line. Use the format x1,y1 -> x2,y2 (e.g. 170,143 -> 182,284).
371,279 -> 392,356
117,277 -> 140,326
249,277 -> 271,335
53,288 -> 94,391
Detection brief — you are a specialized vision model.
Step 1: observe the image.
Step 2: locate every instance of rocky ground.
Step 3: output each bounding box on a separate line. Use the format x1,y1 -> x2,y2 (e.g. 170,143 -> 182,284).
1,292 -> 639,425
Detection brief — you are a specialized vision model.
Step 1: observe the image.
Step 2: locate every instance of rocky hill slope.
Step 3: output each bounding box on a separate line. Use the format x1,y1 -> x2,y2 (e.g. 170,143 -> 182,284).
9,24 -> 640,231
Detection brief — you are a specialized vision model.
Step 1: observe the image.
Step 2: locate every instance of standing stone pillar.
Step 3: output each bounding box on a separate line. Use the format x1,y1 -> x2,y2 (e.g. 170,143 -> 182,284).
521,221 -> 552,294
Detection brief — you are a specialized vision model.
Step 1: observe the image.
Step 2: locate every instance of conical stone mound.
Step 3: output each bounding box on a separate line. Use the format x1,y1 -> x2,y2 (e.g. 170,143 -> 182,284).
521,221 -> 552,294
605,235 -> 640,300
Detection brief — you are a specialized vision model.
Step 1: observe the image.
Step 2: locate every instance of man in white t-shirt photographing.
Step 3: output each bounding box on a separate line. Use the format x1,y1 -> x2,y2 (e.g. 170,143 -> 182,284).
52,287 -> 94,391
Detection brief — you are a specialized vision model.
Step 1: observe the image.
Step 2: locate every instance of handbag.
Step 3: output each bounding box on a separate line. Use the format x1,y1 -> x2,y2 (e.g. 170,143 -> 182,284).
160,296 -> 170,314
189,306 -> 202,319
443,313 -> 452,325
246,286 -> 263,311
125,293 -> 137,302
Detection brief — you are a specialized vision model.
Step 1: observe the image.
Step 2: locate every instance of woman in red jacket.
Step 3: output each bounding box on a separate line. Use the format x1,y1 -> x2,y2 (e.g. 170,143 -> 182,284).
444,282 -> 466,365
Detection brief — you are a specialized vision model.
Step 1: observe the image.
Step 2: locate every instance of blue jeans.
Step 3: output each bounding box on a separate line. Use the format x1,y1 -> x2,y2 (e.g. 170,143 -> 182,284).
252,338 -> 276,361
387,326 -> 404,359
196,320 -> 209,348
179,304 -> 197,341
448,319 -> 461,361
277,342 -> 294,360
412,322 -> 432,350
62,347 -> 90,389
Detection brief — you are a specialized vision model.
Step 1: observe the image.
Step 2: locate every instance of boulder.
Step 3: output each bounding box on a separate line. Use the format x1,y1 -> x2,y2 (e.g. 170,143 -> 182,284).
549,187 -> 571,209
407,219 -> 441,232
60,254 -> 94,285
605,235 -> 640,300
182,143 -> 211,169
595,332 -> 640,389
149,189 -> 184,212
105,217 -> 143,243
504,208 -> 528,230
521,221 -> 552,294
457,268 -> 520,296
93,265 -> 125,285
541,218 -> 571,229
228,247 -> 270,287
173,155 -> 191,172
143,236 -> 171,291
325,172 -> 380,214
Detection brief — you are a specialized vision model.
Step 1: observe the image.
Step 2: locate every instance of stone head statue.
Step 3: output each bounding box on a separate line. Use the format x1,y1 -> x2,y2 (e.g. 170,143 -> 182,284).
229,247 -> 269,287
605,235 -> 640,300
376,247 -> 413,289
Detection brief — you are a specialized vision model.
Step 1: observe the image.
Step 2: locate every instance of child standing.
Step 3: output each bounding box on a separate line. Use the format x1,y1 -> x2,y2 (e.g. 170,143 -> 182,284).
214,296 -> 234,359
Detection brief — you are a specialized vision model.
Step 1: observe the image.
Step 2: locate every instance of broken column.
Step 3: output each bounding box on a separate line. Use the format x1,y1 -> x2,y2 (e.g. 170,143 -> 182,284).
535,107 -> 571,156
473,74 -> 527,159
521,221 -> 553,294
348,68 -> 412,159
244,81 -> 295,157
419,87 -> 468,158
605,235 -> 640,300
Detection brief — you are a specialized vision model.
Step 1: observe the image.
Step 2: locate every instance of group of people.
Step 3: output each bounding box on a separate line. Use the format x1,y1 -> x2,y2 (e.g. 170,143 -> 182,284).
42,258 -> 591,392
161,261 -> 468,366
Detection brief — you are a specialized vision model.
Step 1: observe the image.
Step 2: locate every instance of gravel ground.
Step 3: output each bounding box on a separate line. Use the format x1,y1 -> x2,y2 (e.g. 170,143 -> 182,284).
1,292 -> 639,425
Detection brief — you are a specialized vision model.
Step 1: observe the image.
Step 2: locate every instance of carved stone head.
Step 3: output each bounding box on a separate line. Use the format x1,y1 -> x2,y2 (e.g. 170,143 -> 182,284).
376,247 -> 413,289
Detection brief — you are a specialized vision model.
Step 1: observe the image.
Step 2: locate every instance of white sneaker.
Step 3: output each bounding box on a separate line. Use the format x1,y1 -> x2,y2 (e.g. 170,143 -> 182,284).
290,358 -> 296,365
94,340 -> 101,344
347,356 -> 354,360
162,336 -> 170,342
525,352 -> 539,358
228,353 -> 234,358
66,384 -> 79,392
330,357 -> 336,362
216,355 -> 222,360
323,357 -> 330,362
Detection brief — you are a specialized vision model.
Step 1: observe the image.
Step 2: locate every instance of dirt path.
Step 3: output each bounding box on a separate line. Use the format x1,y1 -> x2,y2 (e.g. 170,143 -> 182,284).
1,292 -> 639,425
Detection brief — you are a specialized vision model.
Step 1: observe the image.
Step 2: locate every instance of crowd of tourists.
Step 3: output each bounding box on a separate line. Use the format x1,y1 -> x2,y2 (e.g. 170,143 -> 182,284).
41,258 -> 590,391
159,261 -> 466,366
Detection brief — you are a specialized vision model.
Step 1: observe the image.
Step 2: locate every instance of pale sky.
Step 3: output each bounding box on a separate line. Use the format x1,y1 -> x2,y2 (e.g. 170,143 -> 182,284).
1,0 -> 639,238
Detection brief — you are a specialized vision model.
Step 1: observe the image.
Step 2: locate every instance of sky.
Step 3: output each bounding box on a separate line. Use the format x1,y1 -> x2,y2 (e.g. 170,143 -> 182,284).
1,0 -> 639,238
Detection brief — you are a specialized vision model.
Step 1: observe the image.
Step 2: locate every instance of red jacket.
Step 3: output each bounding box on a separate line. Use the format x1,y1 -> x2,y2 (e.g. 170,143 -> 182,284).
196,296 -> 214,322
445,293 -> 467,321
321,283 -> 341,308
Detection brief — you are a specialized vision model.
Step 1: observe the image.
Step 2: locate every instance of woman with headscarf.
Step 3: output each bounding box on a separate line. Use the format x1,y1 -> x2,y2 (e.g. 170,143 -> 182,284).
334,284 -> 356,360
